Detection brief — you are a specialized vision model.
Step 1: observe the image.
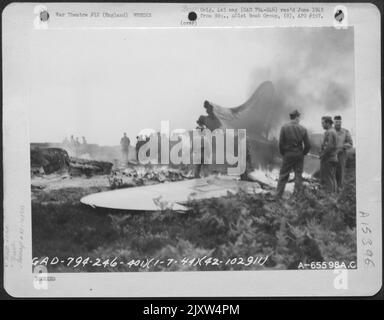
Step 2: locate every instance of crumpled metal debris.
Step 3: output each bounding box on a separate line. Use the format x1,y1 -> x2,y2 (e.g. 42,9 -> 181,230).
108,166 -> 195,189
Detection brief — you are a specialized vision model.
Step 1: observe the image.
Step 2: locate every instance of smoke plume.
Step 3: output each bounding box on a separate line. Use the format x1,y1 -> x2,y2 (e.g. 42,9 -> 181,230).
249,27 -> 355,135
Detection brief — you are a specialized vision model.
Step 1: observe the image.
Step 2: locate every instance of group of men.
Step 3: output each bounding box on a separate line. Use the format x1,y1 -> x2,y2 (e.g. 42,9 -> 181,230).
275,110 -> 353,198
121,107 -> 353,198
62,135 -> 88,156
120,133 -> 152,165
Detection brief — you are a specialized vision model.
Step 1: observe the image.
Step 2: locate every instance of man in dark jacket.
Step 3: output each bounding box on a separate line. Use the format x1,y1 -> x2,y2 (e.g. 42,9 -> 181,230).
275,110 -> 311,199
333,115 -> 353,191
194,118 -> 207,178
320,116 -> 338,193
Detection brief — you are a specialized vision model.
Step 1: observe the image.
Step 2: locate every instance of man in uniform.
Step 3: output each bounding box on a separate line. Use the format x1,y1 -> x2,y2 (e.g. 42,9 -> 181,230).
194,117 -> 207,178
333,115 -> 353,191
275,110 -> 311,199
120,132 -> 130,166
320,116 -> 338,193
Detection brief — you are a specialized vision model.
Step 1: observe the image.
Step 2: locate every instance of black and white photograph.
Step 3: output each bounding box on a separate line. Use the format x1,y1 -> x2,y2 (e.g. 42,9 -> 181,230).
29,24 -> 357,273
2,2 -> 381,297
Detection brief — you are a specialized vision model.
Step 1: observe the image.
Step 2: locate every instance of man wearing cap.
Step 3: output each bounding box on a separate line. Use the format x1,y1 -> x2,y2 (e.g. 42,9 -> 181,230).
320,116 -> 338,193
333,115 -> 353,191
275,110 -> 311,199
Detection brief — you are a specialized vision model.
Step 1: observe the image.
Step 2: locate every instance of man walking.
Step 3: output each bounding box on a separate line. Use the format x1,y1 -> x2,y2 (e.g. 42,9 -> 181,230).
275,110 -> 311,199
120,132 -> 130,166
333,115 -> 353,191
320,116 -> 338,193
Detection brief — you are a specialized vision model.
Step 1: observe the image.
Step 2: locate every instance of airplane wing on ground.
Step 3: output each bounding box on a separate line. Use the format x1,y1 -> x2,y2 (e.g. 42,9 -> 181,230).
81,177 -> 268,212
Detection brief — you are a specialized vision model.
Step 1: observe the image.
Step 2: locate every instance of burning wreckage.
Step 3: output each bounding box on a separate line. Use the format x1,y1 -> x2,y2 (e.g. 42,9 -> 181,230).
31,145 -> 113,176
31,81 -> 350,211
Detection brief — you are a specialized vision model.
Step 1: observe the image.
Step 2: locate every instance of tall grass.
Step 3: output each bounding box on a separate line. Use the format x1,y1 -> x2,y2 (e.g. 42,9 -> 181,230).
32,170 -> 356,272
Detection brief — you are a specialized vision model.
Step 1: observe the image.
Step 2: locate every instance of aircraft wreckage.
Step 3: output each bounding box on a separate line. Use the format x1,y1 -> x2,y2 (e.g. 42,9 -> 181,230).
81,81 -> 320,211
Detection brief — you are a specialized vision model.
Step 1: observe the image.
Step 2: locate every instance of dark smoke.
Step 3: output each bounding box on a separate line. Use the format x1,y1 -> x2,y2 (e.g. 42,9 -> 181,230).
249,27 -> 355,133
324,81 -> 350,111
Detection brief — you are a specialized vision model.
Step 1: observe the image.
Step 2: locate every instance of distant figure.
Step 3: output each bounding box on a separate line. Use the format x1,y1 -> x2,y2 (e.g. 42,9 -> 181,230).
70,135 -> 76,147
333,115 -> 353,191
62,137 -> 70,147
75,137 -> 81,156
320,116 -> 338,193
194,103 -> 223,178
68,135 -> 76,156
194,118 -> 207,178
120,133 -> 130,165
275,110 -> 311,199
82,136 -> 87,145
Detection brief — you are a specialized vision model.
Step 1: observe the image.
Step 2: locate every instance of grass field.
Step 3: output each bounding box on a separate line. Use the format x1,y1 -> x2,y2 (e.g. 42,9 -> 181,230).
32,168 -> 356,273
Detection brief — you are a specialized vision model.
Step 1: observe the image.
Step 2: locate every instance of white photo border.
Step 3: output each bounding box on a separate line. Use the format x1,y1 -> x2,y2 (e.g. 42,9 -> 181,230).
2,2 -> 381,297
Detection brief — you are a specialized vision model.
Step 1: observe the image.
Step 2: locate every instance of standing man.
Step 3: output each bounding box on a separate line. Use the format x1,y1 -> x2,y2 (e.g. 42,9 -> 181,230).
120,132 -> 130,166
333,115 -> 353,191
75,137 -> 81,157
194,116 -> 212,178
70,135 -> 75,146
62,137 -> 70,148
68,135 -> 76,157
194,118 -> 206,178
275,110 -> 311,199
320,116 -> 338,193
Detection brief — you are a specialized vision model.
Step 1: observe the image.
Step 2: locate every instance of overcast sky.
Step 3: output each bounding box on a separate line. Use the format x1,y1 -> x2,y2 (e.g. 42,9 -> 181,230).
29,27 -> 355,145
